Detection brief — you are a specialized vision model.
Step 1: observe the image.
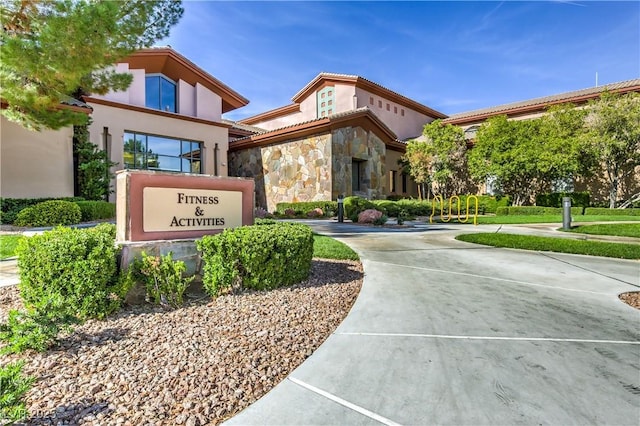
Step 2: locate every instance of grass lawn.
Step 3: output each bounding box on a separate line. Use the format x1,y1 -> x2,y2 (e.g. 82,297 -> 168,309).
470,215 -> 640,225
565,223 -> 640,238
0,234 -> 24,260
313,234 -> 359,260
455,232 -> 640,260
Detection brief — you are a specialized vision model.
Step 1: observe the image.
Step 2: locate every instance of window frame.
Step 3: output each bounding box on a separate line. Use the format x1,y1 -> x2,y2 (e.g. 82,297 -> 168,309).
123,130 -> 202,174
145,74 -> 178,113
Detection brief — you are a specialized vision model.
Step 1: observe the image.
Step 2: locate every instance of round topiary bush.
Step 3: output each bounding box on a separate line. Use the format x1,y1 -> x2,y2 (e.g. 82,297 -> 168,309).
14,200 -> 81,227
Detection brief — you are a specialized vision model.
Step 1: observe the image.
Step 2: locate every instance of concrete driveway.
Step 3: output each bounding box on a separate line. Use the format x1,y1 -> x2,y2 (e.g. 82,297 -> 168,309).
227,222 -> 640,425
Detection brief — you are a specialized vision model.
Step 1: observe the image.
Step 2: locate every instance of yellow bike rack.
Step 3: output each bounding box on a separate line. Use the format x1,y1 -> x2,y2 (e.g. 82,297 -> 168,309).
429,194 -> 479,226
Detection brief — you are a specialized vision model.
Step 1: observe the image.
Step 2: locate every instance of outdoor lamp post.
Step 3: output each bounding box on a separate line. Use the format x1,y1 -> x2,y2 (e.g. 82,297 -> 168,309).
562,196 -> 572,230
337,194 -> 344,223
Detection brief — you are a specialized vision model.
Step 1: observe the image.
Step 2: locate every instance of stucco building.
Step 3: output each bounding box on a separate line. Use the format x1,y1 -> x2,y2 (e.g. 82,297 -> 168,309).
1,47 -> 248,200
228,73 -> 447,211
2,46 -> 639,208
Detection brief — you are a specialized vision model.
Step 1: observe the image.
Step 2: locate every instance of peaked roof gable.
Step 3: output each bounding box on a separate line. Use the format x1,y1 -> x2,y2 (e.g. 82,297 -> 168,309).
292,72 -> 447,119
240,72 -> 447,125
230,107 -> 406,152
122,47 -> 249,113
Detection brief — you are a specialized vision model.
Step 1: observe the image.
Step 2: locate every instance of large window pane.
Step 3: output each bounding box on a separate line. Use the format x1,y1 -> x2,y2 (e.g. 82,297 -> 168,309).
123,131 -> 202,173
148,135 -> 181,157
160,77 -> 176,112
145,77 -> 160,110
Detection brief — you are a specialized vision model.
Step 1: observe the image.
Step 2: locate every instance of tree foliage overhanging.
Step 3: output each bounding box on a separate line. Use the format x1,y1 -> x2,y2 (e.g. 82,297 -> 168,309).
0,0 -> 184,130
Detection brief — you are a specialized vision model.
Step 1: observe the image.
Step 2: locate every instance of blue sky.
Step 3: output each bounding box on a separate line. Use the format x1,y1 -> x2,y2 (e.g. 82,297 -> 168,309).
161,1 -> 640,121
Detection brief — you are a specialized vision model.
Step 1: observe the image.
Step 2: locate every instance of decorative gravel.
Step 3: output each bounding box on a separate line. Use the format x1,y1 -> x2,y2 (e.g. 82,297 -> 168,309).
0,259 -> 363,425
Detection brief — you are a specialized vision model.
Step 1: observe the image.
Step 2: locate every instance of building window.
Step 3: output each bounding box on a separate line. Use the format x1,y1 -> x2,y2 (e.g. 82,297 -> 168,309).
401,109 -> 405,116
378,100 -> 382,108
124,131 -> 202,173
316,86 -> 335,118
401,173 -> 407,193
370,97 -> 374,105
352,159 -> 364,192
390,170 -> 397,193
394,106 -> 398,114
145,75 -> 176,112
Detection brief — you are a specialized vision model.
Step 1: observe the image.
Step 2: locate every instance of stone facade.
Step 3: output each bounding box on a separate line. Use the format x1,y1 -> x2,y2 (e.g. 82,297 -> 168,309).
229,125 -> 387,212
332,126 -> 386,200
229,134 -> 332,212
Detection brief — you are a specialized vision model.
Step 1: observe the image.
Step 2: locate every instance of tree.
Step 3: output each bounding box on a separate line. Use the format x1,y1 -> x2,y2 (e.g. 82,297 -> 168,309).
580,92 -> 640,208
402,140 -> 432,200
421,119 -> 470,198
74,122 -> 116,200
468,113 -> 584,206
1,0 -> 184,130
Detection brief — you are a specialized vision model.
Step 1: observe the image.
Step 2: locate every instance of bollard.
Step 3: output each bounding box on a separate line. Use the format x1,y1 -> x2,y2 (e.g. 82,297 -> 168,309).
562,196 -> 572,230
337,194 -> 344,223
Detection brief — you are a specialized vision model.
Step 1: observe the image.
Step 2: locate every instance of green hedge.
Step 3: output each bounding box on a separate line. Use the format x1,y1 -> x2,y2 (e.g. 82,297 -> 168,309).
1,197 -> 84,224
343,196 -> 378,221
496,206 -> 584,216
584,207 -> 640,216
15,223 -> 129,320
371,200 -> 402,217
197,222 -> 314,296
275,201 -> 338,217
536,191 -> 590,208
75,201 -> 116,222
14,200 -> 82,227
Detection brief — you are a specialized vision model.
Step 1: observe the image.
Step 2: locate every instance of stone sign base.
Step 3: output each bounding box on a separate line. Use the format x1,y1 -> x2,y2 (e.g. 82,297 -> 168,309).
119,238 -> 203,304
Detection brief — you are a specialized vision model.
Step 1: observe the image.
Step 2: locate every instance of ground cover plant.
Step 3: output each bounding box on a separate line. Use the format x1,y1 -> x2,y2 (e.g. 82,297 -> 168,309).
0,235 -> 23,260
455,233 -> 640,260
565,223 -> 640,238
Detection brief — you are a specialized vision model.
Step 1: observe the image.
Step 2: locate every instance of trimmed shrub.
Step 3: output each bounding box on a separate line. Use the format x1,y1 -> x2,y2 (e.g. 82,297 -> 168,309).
15,223 -> 130,320
0,361 -> 34,422
1,197 -> 84,224
14,200 -> 81,227
584,207 -> 640,216
396,199 -> 432,216
496,206 -> 584,216
197,222 -> 314,296
75,200 -> 115,222
343,196 -> 377,221
275,201 -> 338,217
372,200 -> 401,217
536,191 -> 590,209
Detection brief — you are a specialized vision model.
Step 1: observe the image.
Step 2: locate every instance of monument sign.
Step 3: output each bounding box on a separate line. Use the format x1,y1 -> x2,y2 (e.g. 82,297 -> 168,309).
117,170 -> 254,242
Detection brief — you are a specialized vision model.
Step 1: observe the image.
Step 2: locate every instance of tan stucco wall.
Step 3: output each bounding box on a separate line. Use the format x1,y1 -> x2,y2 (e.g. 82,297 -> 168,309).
384,149 -> 419,197
1,116 -> 74,198
86,103 -> 229,200
355,87 -> 435,140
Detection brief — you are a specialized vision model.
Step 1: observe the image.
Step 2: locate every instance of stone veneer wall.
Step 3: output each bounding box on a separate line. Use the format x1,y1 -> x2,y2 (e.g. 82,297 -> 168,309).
332,126 -> 386,199
229,134 -> 332,212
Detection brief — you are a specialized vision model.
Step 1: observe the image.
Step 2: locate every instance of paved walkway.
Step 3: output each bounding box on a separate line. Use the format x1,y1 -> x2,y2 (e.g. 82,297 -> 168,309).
226,221 -> 640,425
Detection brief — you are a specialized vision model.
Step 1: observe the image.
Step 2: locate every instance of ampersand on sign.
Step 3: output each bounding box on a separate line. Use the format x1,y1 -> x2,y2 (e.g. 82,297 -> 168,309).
194,206 -> 204,216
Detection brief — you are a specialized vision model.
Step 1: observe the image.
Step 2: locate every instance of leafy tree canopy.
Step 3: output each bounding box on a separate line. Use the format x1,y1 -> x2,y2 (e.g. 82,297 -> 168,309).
468,108 -> 586,206
421,119 -> 469,198
580,92 -> 640,207
1,0 -> 183,130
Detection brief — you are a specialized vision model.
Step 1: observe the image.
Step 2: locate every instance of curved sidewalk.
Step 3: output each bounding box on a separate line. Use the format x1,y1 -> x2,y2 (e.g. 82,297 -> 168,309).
226,222 -> 640,425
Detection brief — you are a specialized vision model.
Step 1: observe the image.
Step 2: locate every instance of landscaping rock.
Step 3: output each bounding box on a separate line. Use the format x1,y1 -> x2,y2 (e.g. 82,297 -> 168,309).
0,259 -> 363,425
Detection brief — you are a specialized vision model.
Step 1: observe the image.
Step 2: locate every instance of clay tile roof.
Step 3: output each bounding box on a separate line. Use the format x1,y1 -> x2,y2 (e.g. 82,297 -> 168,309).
444,78 -> 640,123
222,119 -> 265,134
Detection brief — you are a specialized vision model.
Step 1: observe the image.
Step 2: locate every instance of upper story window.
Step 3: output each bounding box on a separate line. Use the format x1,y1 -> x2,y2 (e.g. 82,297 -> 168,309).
316,86 -> 335,118
145,75 -> 176,112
